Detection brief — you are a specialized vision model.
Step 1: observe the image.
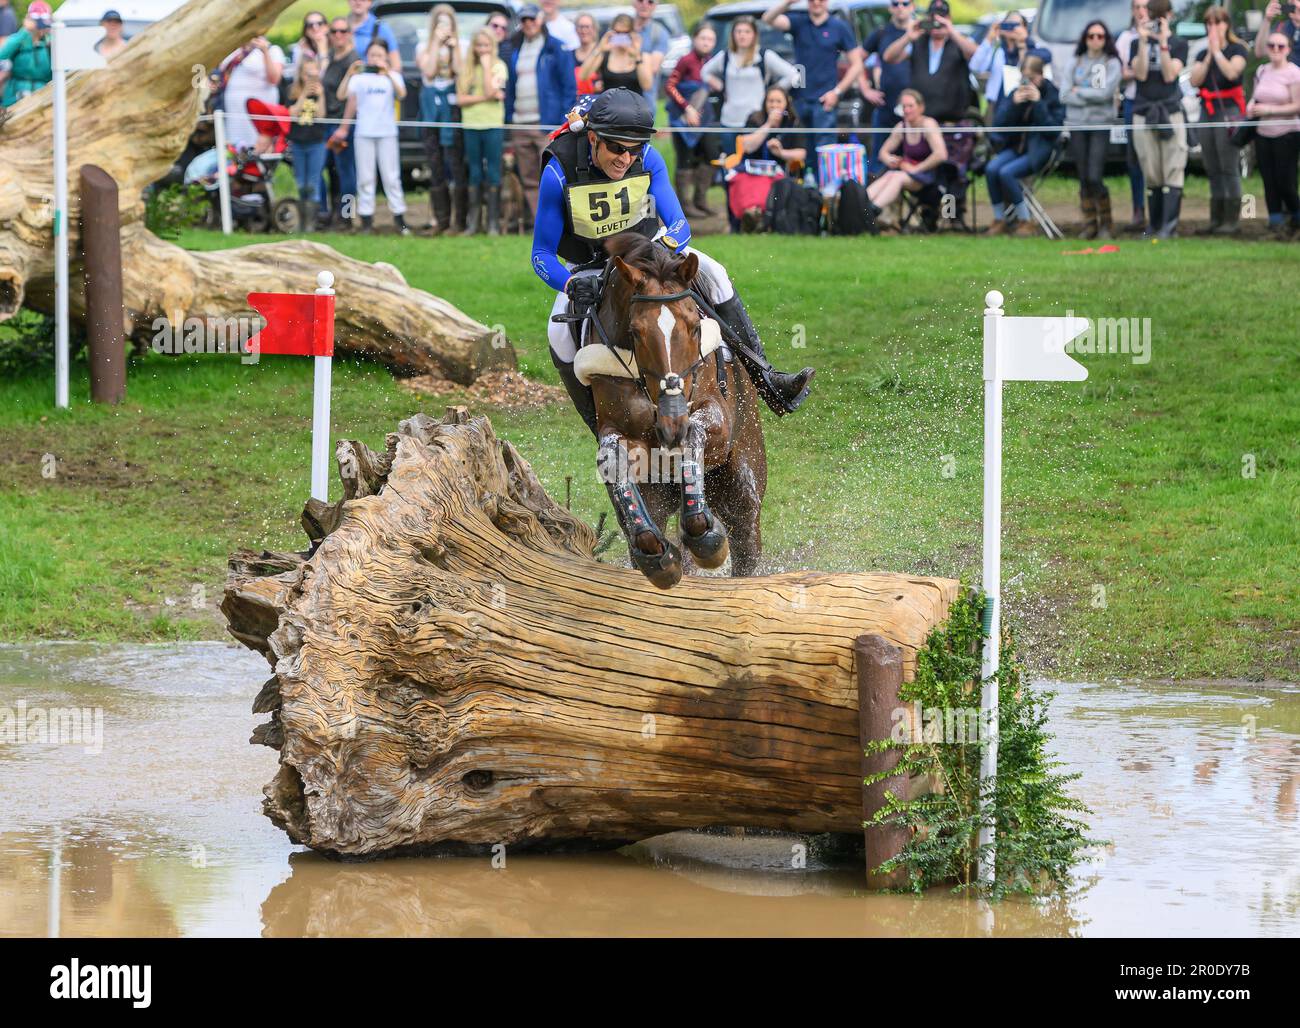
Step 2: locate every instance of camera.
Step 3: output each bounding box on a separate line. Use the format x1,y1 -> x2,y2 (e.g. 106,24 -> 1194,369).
365,64 -> 385,75
918,17 -> 936,30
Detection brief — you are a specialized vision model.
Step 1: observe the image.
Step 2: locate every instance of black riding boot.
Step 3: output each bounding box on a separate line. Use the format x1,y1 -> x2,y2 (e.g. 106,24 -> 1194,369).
453,182 -> 470,234
464,184 -> 482,235
1145,189 -> 1164,238
551,347 -> 599,437
713,295 -> 814,416
429,183 -> 451,235
1157,186 -> 1182,239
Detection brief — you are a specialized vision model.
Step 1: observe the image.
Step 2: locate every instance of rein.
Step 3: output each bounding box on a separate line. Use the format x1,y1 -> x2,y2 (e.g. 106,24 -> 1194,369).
627,289 -> 712,407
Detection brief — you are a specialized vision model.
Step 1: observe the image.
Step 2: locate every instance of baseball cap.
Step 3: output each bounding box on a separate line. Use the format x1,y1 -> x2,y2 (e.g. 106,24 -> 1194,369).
29,1 -> 54,27
519,4 -> 541,18
102,10 -> 124,22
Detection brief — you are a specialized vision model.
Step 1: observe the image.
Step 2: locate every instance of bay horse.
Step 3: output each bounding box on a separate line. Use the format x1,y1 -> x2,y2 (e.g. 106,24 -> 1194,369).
574,233 -> 767,588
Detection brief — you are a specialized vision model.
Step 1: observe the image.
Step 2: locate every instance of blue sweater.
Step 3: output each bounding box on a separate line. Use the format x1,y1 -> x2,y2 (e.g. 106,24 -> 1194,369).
531,144 -> 691,291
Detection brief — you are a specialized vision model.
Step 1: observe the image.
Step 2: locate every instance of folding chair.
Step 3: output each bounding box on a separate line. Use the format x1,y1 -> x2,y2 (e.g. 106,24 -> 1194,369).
1018,134 -> 1069,239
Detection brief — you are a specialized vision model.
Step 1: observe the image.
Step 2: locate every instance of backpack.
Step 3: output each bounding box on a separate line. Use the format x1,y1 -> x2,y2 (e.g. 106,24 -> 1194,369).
830,179 -> 871,236
764,177 -> 821,235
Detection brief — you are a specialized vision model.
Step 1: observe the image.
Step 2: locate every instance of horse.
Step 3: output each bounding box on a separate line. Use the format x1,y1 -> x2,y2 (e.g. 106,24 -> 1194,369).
573,233 -> 767,589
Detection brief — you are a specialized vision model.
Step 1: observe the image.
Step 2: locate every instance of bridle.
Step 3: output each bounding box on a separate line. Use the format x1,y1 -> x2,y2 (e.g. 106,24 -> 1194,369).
627,288 -> 712,418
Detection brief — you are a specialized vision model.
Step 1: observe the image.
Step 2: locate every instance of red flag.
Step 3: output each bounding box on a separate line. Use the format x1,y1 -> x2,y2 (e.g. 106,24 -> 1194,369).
245,292 -> 335,356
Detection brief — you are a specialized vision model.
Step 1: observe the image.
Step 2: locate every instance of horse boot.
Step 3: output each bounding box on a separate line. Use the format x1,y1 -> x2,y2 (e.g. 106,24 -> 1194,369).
602,477 -> 683,590
713,295 -> 814,416
486,185 -> 502,236
464,184 -> 482,235
550,347 -> 599,437
678,452 -> 729,569
692,163 -> 717,217
428,182 -> 451,235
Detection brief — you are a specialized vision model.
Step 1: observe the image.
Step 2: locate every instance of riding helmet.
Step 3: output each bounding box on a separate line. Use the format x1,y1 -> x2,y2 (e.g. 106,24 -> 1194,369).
585,88 -> 656,145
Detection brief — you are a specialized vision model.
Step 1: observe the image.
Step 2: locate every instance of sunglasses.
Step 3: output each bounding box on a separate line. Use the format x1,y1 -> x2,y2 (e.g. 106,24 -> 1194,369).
307,20 -> 327,28
330,27 -> 351,34
1268,41 -> 1290,49
1087,31 -> 1106,38
890,1 -> 912,7
599,138 -> 641,156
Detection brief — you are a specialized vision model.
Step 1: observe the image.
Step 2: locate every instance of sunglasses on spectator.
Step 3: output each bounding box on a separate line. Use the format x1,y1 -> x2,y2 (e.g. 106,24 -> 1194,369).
1267,41 -> 1289,49
1087,31 -> 1106,38
890,1 -> 912,6
307,20 -> 326,28
330,26 -> 351,34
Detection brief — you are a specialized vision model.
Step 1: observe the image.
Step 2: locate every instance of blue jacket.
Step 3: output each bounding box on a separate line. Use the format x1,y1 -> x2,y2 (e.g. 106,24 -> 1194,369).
504,29 -> 577,128
991,76 -> 1063,155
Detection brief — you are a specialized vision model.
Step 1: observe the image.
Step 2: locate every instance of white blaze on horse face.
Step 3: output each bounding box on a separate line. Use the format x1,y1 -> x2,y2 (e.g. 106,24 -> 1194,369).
657,305 -> 675,366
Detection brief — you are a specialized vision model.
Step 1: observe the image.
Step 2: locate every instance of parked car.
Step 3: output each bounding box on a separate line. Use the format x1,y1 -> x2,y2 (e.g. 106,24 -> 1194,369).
704,0 -> 894,139
375,0 -> 521,183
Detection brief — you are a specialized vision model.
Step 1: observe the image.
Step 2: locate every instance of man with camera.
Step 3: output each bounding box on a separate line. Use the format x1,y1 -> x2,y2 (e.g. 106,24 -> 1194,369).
1256,1 -> 1300,68
1129,0 -> 1188,238
882,0 -> 978,125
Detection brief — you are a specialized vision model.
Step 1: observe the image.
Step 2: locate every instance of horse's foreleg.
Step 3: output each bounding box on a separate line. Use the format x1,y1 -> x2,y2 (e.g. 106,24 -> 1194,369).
599,433 -> 683,590
678,417 -> 730,570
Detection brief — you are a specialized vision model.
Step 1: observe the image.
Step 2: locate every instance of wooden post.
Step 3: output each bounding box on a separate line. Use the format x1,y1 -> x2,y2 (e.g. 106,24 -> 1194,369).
856,633 -> 910,889
78,165 -> 126,404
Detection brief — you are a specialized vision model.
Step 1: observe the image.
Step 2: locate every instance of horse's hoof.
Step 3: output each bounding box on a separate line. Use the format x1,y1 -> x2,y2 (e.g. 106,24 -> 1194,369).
683,518 -> 729,569
631,540 -> 683,589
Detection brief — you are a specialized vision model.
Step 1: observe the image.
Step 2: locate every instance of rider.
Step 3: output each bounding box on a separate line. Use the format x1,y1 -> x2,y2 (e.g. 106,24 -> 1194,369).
533,87 -> 815,435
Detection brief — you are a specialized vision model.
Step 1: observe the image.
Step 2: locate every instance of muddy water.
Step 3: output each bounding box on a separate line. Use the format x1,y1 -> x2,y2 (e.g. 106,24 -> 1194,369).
1,643 -> 1297,937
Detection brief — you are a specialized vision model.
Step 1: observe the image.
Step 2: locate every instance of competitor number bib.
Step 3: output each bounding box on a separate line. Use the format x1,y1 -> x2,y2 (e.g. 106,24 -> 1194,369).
567,174 -> 652,241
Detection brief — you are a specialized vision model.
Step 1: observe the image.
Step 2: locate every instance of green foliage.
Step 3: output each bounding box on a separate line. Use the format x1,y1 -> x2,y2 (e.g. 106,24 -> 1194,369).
145,183 -> 209,239
865,591 -> 1101,897
0,309 -> 84,375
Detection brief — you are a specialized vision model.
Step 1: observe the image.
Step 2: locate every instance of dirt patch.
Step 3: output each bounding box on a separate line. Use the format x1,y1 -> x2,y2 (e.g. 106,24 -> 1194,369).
0,444 -> 149,490
400,369 -> 568,411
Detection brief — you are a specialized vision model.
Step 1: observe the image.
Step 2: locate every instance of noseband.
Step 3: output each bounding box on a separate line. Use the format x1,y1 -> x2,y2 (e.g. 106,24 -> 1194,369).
628,288 -> 710,417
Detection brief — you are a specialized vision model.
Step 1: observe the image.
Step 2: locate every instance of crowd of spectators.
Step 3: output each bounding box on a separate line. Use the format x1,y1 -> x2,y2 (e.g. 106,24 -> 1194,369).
3,0 -> 1298,242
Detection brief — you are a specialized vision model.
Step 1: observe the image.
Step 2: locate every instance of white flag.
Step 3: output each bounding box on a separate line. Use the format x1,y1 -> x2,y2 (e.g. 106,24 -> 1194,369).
994,316 -> 1090,382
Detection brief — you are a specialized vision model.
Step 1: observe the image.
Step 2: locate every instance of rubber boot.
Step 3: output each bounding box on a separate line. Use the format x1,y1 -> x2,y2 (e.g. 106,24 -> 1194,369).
1079,194 -> 1098,239
713,295 -> 814,416
393,212 -> 411,236
1096,193 -> 1114,240
1213,194 -> 1241,236
692,163 -> 717,217
360,213 -> 374,234
429,183 -> 451,235
1145,189 -> 1163,238
301,199 -> 319,234
1196,195 -> 1223,236
486,185 -> 501,236
551,347 -> 598,437
675,166 -> 695,215
464,184 -> 482,236
1156,186 -> 1182,239
452,182 -> 470,234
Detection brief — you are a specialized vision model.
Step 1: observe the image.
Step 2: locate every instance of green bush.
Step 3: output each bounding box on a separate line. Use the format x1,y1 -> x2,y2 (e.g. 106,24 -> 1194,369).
865,591 -> 1101,896
145,182 -> 209,238
0,309 -> 85,375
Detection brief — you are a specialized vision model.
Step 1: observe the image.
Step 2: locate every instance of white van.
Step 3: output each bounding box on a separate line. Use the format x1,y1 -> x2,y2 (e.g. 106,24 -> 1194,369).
54,0 -> 189,70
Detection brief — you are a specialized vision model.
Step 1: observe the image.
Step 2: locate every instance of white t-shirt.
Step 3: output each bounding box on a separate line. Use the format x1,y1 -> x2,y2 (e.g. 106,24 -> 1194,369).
546,14 -> 580,51
222,44 -> 287,148
348,70 -> 401,137
513,35 -> 544,124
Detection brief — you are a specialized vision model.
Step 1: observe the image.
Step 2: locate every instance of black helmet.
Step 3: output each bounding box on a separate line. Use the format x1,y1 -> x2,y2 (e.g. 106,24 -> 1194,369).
585,88 -> 655,145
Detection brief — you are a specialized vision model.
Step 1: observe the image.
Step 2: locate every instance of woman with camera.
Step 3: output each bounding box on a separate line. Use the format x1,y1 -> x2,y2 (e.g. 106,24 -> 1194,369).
1248,30 -> 1300,237
289,55 -> 330,230
971,10 -> 1051,111
983,55 -> 1064,236
418,4 -> 467,235
578,14 -> 653,95
333,37 -> 410,235
666,22 -> 719,216
1188,6 -> 1249,235
1128,0 -> 1189,238
1062,21 -> 1121,239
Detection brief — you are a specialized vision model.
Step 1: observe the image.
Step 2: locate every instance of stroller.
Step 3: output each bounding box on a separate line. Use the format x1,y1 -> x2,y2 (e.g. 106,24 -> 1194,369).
184,97 -> 299,233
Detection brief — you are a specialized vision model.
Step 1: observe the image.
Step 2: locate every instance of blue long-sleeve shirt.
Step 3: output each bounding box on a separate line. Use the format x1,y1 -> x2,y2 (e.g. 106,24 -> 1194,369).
531,143 -> 691,291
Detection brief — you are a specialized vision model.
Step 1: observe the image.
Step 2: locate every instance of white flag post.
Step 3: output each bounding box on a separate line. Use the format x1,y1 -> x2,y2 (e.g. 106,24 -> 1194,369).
212,109 -> 234,235
978,290 -> 1089,887
51,21 -> 70,409
311,271 -> 335,503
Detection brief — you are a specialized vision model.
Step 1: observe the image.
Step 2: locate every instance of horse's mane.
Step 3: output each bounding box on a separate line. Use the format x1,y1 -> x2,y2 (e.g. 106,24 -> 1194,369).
604,233 -> 694,289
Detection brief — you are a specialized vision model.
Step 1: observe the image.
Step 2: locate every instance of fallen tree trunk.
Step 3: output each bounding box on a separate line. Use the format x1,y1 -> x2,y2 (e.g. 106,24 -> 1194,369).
223,409 -> 960,858
0,0 -> 512,383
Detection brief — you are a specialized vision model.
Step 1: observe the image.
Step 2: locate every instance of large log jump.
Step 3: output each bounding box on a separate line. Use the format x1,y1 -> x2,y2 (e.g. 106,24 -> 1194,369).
223,409 -> 959,858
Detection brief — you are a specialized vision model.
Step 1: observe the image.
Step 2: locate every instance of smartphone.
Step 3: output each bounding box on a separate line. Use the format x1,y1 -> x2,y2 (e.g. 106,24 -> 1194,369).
917,17 -> 935,31
611,32 -> 632,47
365,64 -> 385,75
999,20 -> 1020,31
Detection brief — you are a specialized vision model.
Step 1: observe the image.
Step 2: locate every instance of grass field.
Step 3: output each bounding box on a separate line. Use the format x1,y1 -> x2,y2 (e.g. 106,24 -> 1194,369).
2,230 -> 1298,681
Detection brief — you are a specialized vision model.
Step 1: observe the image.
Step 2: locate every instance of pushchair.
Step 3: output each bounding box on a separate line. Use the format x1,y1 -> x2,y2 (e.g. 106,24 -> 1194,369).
184,98 -> 299,233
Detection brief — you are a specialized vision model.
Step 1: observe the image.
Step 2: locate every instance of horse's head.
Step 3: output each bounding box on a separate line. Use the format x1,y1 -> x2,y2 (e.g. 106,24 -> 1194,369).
608,238 -> 705,451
